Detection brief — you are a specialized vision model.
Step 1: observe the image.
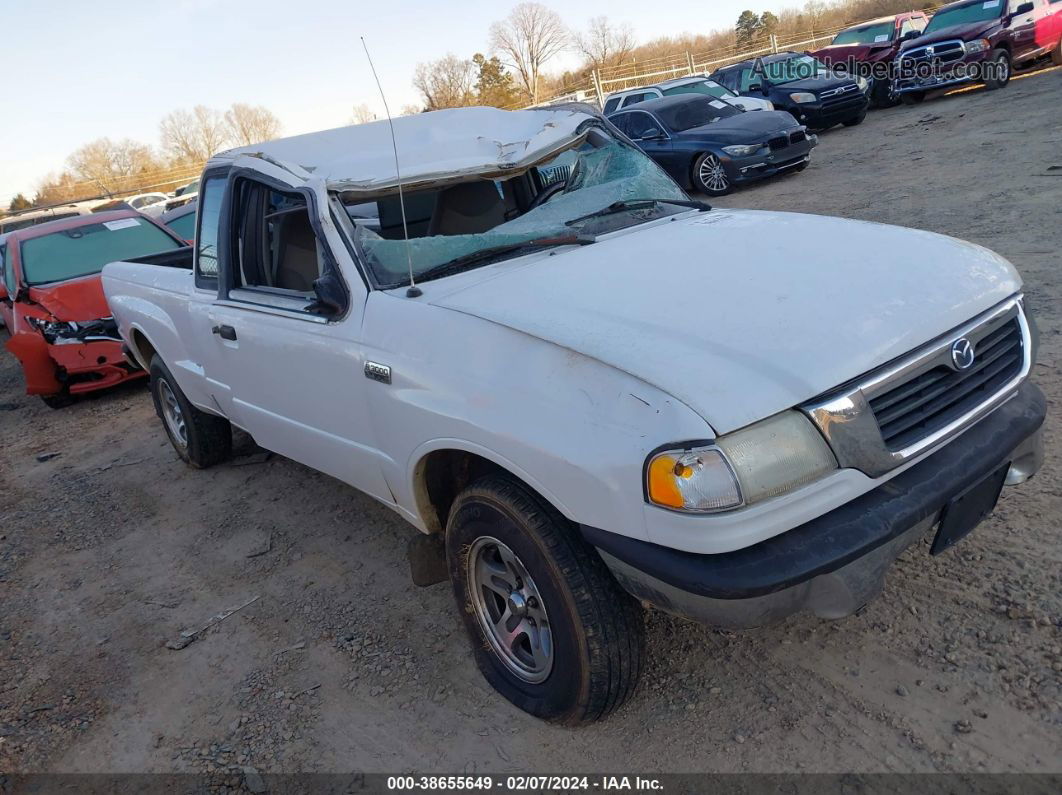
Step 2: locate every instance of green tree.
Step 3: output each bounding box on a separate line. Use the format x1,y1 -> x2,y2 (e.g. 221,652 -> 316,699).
8,193 -> 32,212
735,10 -> 762,48
760,11 -> 779,38
473,53 -> 521,108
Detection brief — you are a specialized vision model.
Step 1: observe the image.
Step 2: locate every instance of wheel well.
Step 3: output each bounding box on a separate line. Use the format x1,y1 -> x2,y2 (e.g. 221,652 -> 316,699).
994,41 -> 1011,55
130,329 -> 157,370
414,450 -> 527,534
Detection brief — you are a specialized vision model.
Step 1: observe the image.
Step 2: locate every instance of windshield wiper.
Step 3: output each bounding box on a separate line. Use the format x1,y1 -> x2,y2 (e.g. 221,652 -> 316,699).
565,198 -> 709,227
414,235 -> 597,284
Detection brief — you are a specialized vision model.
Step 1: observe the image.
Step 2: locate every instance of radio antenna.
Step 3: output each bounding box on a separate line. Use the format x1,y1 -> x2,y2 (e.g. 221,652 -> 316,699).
361,36 -> 420,297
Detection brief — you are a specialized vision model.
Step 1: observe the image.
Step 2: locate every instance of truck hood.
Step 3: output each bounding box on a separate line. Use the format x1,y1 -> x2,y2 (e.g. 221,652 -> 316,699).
901,21 -> 998,51
27,273 -> 109,321
429,209 -> 1021,434
812,42 -> 897,63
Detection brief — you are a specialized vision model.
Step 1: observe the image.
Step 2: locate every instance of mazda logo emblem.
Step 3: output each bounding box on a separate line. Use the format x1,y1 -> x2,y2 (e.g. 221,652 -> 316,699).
951,337 -> 975,370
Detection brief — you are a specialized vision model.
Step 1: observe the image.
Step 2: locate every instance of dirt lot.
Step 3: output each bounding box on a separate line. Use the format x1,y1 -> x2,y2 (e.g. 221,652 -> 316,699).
1,66 -> 1060,779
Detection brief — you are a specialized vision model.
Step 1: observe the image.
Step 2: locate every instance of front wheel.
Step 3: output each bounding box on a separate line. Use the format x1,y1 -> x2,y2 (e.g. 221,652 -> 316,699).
1051,37 -> 1062,66
983,49 -> 1011,90
447,475 -> 645,724
693,152 -> 733,196
149,355 -> 232,468
900,91 -> 926,105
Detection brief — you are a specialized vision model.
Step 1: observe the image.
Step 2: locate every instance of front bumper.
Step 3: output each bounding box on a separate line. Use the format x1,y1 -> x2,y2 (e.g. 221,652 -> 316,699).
894,50 -> 990,94
583,380 -> 1045,629
5,332 -> 145,397
725,135 -> 818,184
790,96 -> 868,128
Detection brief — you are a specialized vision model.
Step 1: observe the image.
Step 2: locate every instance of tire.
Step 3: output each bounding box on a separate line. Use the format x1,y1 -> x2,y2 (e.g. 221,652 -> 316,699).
41,393 -> 76,409
983,48 -> 1011,90
872,79 -> 901,108
149,355 -> 231,468
692,152 -> 733,196
843,110 -> 867,127
1052,38 -> 1062,67
446,474 -> 645,725
900,91 -> 926,105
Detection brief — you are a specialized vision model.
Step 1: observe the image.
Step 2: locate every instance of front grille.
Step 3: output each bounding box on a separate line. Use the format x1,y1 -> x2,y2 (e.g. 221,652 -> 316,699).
790,129 -> 807,144
538,164 -> 571,186
767,136 -> 788,151
901,39 -> 965,65
868,318 -> 1024,451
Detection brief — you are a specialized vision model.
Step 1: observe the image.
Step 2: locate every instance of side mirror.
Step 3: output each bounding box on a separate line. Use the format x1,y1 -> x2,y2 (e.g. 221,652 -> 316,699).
1015,2 -> 1034,14
748,83 -> 764,93
307,271 -> 347,317
640,128 -> 666,141
902,30 -> 921,41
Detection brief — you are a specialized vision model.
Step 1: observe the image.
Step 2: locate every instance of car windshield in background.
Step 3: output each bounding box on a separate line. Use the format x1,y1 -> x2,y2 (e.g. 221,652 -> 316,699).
344,133 -> 691,287
656,97 -> 742,131
763,55 -> 825,84
831,21 -> 895,45
662,80 -> 735,99
20,217 -> 181,285
924,0 -> 1003,33
167,212 -> 197,240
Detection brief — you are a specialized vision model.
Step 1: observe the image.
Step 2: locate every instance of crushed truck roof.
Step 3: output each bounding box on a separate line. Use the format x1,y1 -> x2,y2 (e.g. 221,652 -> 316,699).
209,106 -> 596,195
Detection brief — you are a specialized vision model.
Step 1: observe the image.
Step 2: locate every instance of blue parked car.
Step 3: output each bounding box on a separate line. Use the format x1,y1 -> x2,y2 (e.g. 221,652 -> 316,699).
607,94 -> 817,196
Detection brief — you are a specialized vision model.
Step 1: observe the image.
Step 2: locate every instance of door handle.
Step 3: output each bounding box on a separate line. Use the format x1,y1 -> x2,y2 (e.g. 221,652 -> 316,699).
211,324 -> 237,341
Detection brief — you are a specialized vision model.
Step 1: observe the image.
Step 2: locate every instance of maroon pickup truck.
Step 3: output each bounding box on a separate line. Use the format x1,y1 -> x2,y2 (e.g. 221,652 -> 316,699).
894,0 -> 1062,104
810,11 -> 930,106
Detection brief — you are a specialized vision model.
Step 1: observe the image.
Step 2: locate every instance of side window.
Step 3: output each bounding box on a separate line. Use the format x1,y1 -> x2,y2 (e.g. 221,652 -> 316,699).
900,17 -> 925,36
609,113 -> 630,135
603,97 -> 620,114
714,71 -> 735,91
195,175 -> 226,287
621,92 -> 649,108
231,180 -> 322,298
625,112 -> 662,139
738,68 -> 760,91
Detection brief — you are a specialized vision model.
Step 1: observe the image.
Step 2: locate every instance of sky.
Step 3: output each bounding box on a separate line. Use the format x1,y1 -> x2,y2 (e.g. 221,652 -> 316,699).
1,0 -> 780,204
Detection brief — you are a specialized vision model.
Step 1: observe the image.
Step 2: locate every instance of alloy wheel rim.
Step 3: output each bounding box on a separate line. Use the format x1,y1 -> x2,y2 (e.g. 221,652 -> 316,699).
699,155 -> 729,192
467,536 -> 554,683
158,379 -> 188,449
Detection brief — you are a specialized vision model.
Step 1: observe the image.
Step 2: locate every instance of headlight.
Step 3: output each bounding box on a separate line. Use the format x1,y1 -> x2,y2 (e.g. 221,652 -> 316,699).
763,101 -> 775,111
856,76 -> 869,91
790,92 -> 817,103
965,38 -> 990,54
646,411 -> 837,513
721,144 -> 761,157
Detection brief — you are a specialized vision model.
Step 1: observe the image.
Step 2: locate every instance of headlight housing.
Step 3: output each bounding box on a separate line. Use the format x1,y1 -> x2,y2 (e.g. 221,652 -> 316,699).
965,38 -> 990,54
763,101 -> 775,111
855,76 -> 869,91
721,144 -> 762,157
646,411 -> 838,513
790,92 -> 817,103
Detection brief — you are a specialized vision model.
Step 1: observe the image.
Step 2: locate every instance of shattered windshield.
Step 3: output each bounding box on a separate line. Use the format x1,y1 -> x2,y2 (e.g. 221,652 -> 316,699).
341,131 -> 693,287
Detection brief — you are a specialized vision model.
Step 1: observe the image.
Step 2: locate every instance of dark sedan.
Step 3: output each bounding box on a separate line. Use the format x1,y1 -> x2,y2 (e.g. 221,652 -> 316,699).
607,94 -> 817,195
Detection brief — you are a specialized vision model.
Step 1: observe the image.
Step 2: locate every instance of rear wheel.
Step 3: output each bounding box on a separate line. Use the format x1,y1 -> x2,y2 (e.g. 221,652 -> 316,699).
900,91 -> 926,105
983,49 -> 1011,90
447,475 -> 645,724
149,355 -> 231,468
693,152 -> 732,196
41,393 -> 76,410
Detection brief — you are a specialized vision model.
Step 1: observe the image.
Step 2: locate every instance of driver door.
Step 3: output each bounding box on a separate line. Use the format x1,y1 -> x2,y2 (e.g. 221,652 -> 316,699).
624,111 -> 682,178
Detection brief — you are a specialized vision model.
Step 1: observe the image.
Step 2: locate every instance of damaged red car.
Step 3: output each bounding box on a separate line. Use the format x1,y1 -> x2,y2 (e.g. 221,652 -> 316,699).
0,210 -> 185,407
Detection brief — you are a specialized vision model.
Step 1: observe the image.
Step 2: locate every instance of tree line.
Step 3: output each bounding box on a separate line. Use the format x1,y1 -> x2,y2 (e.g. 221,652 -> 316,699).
9,103 -> 281,213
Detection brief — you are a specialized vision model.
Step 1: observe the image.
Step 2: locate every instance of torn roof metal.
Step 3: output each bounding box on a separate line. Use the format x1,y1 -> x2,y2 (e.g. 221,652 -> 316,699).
208,106 -> 596,194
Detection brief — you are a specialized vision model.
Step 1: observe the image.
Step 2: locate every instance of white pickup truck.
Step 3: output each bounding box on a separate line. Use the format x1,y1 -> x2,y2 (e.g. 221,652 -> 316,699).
102,105 -> 1045,724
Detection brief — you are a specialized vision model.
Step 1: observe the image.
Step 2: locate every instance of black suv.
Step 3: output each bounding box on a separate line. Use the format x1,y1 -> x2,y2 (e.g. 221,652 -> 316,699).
710,51 -> 869,130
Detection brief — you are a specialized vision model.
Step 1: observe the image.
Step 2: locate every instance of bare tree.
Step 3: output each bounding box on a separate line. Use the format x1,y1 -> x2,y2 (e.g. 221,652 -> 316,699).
489,3 -> 569,103
576,16 -> 635,71
412,54 -> 476,110
351,103 -> 376,124
67,138 -> 159,197
398,104 -> 423,117
159,105 -> 231,164
224,103 -> 282,146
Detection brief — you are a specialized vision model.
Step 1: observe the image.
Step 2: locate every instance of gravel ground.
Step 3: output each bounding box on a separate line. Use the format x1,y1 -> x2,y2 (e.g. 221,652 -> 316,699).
1,65 -> 1060,779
